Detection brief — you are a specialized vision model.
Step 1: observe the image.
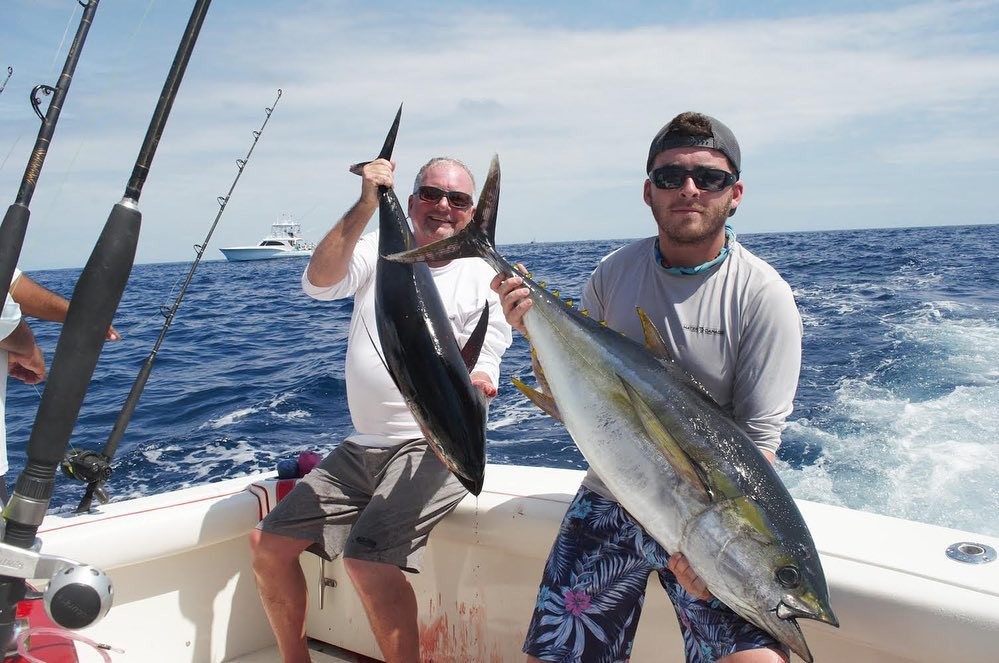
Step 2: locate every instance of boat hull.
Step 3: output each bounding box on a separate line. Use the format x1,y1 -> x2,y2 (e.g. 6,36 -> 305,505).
35,465 -> 999,662
219,247 -> 312,262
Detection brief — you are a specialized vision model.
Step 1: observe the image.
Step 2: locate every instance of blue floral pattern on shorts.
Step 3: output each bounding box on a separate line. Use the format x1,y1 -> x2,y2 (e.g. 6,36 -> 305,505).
523,486 -> 785,662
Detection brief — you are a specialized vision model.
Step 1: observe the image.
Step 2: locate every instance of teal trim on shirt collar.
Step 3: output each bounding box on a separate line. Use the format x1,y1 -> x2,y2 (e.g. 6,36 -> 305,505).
654,225 -> 736,275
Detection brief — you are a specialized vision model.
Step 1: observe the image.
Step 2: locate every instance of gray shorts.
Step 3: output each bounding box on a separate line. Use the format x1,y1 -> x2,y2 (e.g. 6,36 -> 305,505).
257,438 -> 466,572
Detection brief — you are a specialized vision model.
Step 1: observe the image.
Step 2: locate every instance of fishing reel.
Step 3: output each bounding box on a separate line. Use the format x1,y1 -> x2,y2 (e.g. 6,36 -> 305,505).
60,450 -> 112,504
61,450 -> 111,484
0,541 -> 113,630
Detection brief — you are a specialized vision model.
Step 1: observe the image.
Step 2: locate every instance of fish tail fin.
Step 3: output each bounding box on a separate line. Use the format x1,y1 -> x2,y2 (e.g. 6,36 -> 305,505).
382,154 -> 516,279
384,231 -> 486,263
475,155 -> 500,248
377,104 -> 403,162
349,103 -> 403,174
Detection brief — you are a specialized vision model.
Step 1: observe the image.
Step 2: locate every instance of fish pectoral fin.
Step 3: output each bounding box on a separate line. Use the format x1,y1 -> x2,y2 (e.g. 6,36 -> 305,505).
459,303 -> 489,372
728,495 -> 778,542
617,376 -> 713,501
512,377 -> 563,422
636,308 -> 672,362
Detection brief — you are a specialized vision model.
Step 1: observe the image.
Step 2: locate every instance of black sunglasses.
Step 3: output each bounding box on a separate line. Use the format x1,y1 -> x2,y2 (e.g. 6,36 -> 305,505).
416,185 -> 474,210
649,165 -> 737,192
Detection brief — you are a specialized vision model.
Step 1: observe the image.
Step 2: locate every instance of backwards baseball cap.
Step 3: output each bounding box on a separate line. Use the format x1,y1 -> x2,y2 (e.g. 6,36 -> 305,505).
646,113 -> 741,177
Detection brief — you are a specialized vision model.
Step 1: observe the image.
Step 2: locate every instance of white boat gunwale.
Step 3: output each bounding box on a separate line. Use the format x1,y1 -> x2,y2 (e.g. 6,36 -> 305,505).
32,463 -> 999,662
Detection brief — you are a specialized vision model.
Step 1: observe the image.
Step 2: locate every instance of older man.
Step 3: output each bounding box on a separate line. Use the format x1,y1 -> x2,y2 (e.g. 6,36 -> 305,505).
250,156 -> 511,663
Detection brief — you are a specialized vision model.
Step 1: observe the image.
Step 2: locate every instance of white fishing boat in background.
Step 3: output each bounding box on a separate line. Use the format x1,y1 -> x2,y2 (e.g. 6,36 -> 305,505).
28,463 -> 999,663
219,216 -> 314,262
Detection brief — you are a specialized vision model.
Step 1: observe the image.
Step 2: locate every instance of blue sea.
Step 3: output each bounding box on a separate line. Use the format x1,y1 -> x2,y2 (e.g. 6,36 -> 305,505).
5,224 -> 998,538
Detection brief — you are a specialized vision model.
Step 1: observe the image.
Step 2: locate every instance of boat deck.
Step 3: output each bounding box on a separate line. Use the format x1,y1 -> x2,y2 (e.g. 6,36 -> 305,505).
228,638 -> 379,662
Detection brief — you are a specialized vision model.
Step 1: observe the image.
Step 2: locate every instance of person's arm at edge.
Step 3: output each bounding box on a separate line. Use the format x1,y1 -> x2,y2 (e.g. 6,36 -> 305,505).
11,272 -> 120,341
1,319 -> 46,384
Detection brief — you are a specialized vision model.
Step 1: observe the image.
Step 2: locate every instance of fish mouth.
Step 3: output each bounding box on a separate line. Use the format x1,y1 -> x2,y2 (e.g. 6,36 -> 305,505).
758,596 -> 839,663
776,596 -> 839,628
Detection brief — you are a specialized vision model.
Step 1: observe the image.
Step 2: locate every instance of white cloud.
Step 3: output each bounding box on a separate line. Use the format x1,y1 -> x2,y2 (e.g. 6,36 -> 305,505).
1,0 -> 997,268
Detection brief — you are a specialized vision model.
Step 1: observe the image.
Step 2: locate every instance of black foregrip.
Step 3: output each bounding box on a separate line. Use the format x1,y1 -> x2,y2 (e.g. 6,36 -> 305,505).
0,203 -> 30,306
24,203 -> 141,468
5,202 -> 139,551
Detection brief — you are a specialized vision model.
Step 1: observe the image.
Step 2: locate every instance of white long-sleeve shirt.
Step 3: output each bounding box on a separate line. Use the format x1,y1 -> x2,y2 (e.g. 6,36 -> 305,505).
303,230 -> 512,446
1,282 -> 24,476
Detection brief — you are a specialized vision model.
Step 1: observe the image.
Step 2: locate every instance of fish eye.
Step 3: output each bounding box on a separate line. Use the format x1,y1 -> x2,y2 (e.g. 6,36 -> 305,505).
776,565 -> 800,588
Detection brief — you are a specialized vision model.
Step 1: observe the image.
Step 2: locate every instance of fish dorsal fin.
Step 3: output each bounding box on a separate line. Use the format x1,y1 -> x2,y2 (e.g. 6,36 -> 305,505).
459,302 -> 489,372
634,308 -> 718,405
636,307 -> 672,362
617,375 -> 712,502
512,377 -> 563,422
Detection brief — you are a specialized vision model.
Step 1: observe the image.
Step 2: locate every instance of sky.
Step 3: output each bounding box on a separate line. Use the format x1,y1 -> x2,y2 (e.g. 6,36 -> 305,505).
2,0 -> 998,270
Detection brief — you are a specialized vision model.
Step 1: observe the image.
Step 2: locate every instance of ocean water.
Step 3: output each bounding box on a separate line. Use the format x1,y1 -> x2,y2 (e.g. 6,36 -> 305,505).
4,223 -> 998,539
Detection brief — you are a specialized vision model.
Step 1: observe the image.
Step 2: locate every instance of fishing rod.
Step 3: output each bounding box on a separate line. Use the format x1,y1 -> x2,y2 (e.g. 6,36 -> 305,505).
0,66 -> 11,96
0,0 -> 214,650
0,0 -> 98,313
64,88 -> 284,514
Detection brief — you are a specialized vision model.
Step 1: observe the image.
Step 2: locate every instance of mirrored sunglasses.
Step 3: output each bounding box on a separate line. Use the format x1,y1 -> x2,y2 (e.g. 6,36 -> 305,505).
649,165 -> 737,192
416,185 -> 473,210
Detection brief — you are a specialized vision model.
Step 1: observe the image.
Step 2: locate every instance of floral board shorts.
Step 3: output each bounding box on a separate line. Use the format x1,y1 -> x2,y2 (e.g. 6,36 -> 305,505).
523,486 -> 787,663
